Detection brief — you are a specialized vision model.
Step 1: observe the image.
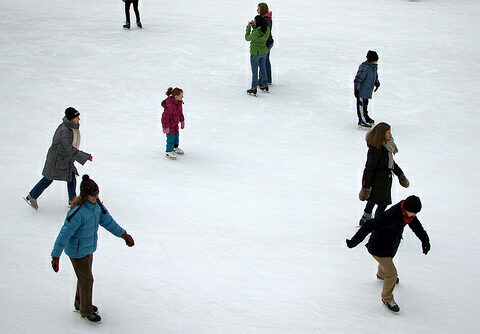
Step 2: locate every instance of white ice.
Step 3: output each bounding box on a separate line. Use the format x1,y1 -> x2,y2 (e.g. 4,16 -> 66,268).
1,0 -> 479,333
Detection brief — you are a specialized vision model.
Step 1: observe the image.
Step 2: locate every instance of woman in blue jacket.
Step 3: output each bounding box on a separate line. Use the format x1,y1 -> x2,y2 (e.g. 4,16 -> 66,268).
51,175 -> 134,322
354,50 -> 380,128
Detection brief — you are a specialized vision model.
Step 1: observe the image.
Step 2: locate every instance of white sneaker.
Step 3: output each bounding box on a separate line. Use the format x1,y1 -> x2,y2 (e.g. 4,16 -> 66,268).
165,151 -> 177,160
173,147 -> 184,155
25,194 -> 38,210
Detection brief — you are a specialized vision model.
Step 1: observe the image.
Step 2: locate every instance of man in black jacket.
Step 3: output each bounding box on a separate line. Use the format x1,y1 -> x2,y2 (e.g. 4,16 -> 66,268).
346,195 -> 430,312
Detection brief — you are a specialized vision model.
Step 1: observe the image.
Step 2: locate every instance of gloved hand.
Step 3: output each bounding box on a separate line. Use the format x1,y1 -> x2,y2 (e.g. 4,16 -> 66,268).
398,174 -> 409,188
359,187 -> 371,201
180,121 -> 185,129
374,83 -> 380,92
161,100 -> 167,109
422,240 -> 430,255
88,155 -> 93,162
163,128 -> 170,134
122,232 -> 135,247
354,90 -> 359,98
346,239 -> 357,248
51,257 -> 60,272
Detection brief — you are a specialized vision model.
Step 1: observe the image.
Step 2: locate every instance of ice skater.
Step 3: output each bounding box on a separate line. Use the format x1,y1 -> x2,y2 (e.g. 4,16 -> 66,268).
25,107 -> 92,210
354,50 -> 380,128
245,15 -> 270,96
161,87 -> 185,159
358,122 -> 410,226
51,175 -> 135,322
257,3 -> 274,85
123,0 -> 142,29
346,195 -> 430,313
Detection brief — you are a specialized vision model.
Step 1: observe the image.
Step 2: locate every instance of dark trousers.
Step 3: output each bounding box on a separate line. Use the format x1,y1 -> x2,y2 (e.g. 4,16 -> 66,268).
70,254 -> 94,317
259,45 -> 273,84
29,174 -> 77,201
356,97 -> 370,123
364,201 -> 387,217
125,0 -> 140,23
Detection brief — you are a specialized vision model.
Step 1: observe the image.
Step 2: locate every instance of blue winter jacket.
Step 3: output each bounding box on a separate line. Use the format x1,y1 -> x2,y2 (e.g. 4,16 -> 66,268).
354,61 -> 380,99
51,201 -> 125,258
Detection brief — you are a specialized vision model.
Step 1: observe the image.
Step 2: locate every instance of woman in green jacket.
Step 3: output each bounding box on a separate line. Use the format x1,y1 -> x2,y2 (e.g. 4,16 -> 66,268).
245,15 -> 270,95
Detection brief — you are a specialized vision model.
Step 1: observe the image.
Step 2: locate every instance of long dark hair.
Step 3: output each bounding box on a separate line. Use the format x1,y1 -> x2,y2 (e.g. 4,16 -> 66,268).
366,122 -> 391,149
254,15 -> 268,34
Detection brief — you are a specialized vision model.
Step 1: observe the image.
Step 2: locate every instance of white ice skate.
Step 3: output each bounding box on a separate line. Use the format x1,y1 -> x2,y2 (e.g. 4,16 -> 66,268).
173,147 -> 184,155
165,151 -> 177,160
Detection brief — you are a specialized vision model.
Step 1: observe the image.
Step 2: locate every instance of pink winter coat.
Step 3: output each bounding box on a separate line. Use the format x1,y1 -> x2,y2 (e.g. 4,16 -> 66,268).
161,96 -> 184,135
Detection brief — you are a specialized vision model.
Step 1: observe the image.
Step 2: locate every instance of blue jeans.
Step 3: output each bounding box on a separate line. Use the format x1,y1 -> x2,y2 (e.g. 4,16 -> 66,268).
166,133 -> 179,152
250,53 -> 267,89
29,174 -> 77,201
259,45 -> 272,84
364,201 -> 387,217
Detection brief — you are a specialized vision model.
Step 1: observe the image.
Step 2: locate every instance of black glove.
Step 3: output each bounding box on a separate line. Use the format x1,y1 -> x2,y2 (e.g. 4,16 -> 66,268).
122,231 -> 135,247
346,239 -> 357,248
51,257 -> 60,272
374,83 -> 380,92
422,240 -> 430,255
354,90 -> 359,98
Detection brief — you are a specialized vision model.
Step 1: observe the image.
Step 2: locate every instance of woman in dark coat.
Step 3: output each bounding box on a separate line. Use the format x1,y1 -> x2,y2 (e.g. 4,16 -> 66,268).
25,107 -> 92,210
257,3 -> 274,85
358,122 -> 410,225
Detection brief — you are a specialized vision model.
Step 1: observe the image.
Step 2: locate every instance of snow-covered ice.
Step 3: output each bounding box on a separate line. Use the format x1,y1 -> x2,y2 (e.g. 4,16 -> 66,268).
1,0 -> 479,333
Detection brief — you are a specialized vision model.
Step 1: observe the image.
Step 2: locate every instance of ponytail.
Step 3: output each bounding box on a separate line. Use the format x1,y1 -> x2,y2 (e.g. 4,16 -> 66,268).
166,87 -> 183,97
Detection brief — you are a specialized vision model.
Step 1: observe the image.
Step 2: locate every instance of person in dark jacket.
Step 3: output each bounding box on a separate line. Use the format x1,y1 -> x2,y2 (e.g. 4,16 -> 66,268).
346,196 -> 430,312
123,0 -> 142,29
25,107 -> 92,210
245,15 -> 270,95
358,122 -> 410,225
257,3 -> 274,85
51,175 -> 135,322
354,50 -> 380,128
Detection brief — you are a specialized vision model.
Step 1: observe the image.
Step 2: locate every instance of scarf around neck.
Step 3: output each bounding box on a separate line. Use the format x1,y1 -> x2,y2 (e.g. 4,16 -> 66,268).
383,138 -> 398,169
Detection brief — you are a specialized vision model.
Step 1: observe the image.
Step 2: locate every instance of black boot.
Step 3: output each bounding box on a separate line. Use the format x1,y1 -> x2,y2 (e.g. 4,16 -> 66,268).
82,312 -> 101,322
259,85 -> 269,92
123,22 -> 130,29
137,20 -> 142,28
247,88 -> 257,96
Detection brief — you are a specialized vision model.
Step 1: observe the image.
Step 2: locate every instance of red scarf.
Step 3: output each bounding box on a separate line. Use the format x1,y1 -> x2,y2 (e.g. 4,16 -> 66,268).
401,201 -> 415,225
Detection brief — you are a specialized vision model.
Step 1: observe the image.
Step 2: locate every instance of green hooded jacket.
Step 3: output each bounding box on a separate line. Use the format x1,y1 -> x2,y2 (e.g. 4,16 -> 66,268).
245,25 -> 270,56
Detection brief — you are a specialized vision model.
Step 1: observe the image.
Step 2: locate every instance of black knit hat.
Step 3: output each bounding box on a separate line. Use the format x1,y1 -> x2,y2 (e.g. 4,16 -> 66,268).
404,195 -> 422,213
366,50 -> 379,63
65,107 -> 80,120
80,174 -> 99,198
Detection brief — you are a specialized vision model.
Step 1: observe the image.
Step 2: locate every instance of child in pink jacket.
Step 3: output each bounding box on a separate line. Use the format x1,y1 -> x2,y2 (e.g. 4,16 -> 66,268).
161,87 -> 185,159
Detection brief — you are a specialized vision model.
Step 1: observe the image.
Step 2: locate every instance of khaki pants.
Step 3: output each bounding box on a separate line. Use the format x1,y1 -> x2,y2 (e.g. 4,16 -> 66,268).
70,254 -> 94,317
372,255 -> 397,302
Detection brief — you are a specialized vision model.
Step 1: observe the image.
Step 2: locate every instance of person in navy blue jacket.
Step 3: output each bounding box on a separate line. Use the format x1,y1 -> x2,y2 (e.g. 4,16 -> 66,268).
354,50 -> 380,128
346,196 -> 430,313
51,175 -> 134,322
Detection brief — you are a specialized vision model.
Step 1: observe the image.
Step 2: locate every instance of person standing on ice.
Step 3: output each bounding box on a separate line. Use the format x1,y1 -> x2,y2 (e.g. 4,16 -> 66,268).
25,107 -> 92,210
354,50 -> 380,128
346,195 -> 430,313
358,122 -> 410,226
161,87 -> 185,160
51,175 -> 135,322
123,0 -> 142,29
245,15 -> 270,96
257,3 -> 274,85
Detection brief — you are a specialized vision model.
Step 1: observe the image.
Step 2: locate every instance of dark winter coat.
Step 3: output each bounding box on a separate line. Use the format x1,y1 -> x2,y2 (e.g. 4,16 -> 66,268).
264,12 -> 274,48
42,117 -> 90,182
362,144 -> 403,206
161,96 -> 185,135
349,201 -> 429,258
354,61 -> 380,99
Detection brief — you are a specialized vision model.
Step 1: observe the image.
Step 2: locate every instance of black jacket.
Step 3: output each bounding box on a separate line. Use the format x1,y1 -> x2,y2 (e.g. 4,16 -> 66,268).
362,144 -> 403,206
264,16 -> 274,48
349,202 -> 429,257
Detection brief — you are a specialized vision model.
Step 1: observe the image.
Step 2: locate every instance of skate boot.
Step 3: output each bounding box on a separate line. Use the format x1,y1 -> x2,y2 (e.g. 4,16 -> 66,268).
82,312 -> 101,322
75,305 -> 98,313
25,194 -> 38,210
366,117 -> 375,124
359,212 -> 372,226
377,274 -> 399,284
165,151 -> 177,160
358,121 -> 372,129
123,22 -> 130,29
173,147 -> 184,155
383,299 -> 400,312
259,85 -> 269,92
247,88 -> 257,96
137,20 -> 142,28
